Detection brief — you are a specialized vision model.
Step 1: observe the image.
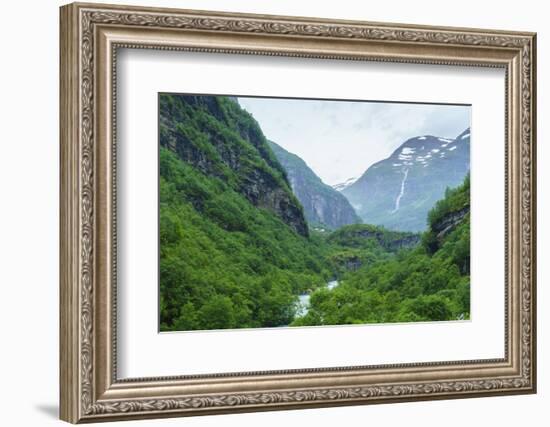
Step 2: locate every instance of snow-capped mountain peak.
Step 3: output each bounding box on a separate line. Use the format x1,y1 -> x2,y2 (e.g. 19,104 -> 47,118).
341,128 -> 470,232
385,130 -> 470,172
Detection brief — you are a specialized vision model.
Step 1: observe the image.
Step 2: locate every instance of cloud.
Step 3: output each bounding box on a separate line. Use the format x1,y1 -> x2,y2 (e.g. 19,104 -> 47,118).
238,97 -> 470,186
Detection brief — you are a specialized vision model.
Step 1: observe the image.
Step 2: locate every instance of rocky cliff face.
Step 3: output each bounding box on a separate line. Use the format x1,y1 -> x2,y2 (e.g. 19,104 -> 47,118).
422,174 -> 470,274
342,128 -> 470,232
432,206 -> 470,240
159,94 -> 309,236
268,141 -> 361,230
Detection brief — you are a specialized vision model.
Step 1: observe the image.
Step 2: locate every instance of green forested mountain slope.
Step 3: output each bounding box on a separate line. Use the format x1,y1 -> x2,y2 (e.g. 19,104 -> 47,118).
268,140 -> 361,230
160,94 -> 308,236
159,94 -> 333,331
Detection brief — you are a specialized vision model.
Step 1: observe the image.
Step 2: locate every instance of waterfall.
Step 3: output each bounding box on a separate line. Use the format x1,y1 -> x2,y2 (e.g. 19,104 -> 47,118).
392,168 -> 409,213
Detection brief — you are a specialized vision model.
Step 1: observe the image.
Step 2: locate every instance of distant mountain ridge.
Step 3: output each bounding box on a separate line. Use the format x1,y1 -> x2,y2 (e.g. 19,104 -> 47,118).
342,128 -> 470,232
268,141 -> 361,230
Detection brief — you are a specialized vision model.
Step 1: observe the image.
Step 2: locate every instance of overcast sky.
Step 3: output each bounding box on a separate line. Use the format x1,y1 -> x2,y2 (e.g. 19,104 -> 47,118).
238,97 -> 471,186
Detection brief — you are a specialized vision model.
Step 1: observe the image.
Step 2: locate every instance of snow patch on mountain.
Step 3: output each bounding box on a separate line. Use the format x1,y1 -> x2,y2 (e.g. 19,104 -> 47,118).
332,176 -> 358,192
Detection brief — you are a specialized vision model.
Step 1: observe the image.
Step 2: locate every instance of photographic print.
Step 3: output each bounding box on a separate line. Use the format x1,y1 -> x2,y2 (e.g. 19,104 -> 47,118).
159,94 -> 471,332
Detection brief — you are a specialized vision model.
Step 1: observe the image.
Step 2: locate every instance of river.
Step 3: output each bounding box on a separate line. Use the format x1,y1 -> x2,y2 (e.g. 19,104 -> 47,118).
295,280 -> 339,317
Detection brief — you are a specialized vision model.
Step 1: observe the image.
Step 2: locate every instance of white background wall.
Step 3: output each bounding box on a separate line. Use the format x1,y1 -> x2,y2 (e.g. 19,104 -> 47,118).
0,0 -> 545,426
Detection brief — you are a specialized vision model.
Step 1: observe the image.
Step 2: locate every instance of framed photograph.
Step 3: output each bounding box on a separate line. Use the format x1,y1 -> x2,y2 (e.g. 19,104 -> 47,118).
60,2 -> 537,423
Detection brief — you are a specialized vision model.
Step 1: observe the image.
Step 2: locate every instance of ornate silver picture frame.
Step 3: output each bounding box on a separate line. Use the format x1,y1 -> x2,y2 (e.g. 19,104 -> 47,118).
60,2 -> 536,423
